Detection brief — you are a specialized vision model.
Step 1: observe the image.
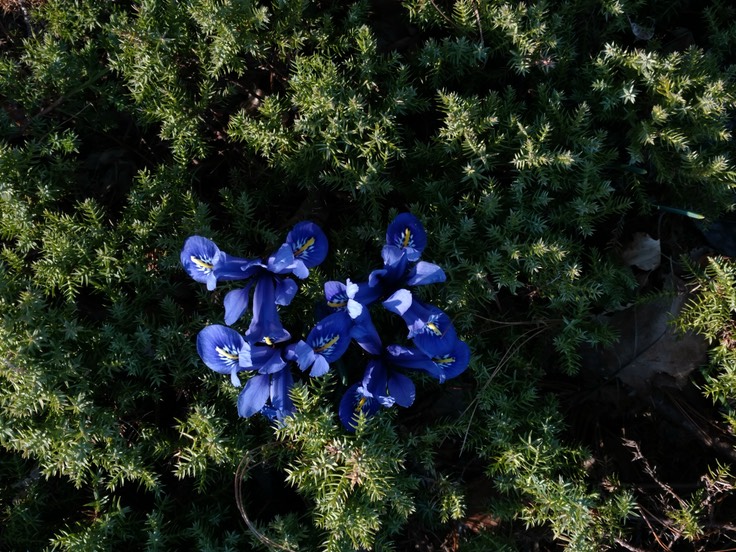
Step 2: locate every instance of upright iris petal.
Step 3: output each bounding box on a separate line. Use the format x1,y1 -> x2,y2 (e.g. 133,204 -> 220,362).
246,275 -> 291,345
242,344 -> 287,375
405,261 -> 446,286
196,325 -> 248,387
386,213 -> 427,262
295,311 -> 352,377
267,244 -> 308,279
368,246 -> 409,289
349,310 -> 381,355
324,279 -> 363,319
275,278 -> 298,306
224,282 -> 253,326
181,236 -> 255,291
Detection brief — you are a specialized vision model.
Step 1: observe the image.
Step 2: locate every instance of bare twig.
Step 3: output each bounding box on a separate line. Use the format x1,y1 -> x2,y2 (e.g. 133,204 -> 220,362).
637,503 -> 676,551
613,538 -> 649,552
234,450 -> 298,552
426,0 -> 457,28
622,437 -> 685,508
470,0 -> 484,48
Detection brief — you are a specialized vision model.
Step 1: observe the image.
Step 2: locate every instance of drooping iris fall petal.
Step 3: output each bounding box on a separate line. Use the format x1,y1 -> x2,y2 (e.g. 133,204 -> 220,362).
181,236 -> 217,286
237,374 -> 271,418
287,221 -> 328,268
297,312 -> 352,377
386,340 -> 470,383
262,369 -> 295,421
196,325 -> 247,387
385,212 -> 427,262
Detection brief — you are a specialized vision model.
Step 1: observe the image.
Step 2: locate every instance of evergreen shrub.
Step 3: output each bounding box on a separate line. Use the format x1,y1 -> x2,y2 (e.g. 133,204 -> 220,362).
0,0 -> 734,550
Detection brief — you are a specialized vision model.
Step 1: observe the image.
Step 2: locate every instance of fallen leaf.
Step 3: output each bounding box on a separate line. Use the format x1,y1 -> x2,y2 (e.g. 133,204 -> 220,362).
582,292 -> 708,394
622,232 -> 661,271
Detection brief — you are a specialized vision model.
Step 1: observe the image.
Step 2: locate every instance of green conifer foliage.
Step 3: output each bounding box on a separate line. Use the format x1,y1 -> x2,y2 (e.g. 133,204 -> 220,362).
1,0 -> 735,549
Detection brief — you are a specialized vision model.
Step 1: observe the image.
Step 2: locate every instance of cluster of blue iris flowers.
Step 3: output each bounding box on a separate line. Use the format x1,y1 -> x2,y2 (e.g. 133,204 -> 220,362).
181,213 -> 470,431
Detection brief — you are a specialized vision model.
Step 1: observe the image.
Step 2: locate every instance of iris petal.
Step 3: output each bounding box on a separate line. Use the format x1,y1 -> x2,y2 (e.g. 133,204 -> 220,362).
264,369 -> 295,420
406,261 -> 446,286
246,275 -> 291,344
267,243 -> 296,274
212,251 -> 257,284
324,281 -> 347,307
181,236 -> 257,290
275,278 -> 298,306
386,213 -> 427,261
287,221 -> 328,268
386,341 -> 469,383
388,372 -> 415,408
196,325 -> 245,377
349,312 -> 381,355
306,312 -> 352,362
181,236 -> 218,285
382,289 -> 413,316
381,245 -> 405,268
293,340 -> 316,372
237,374 -> 271,417
310,355 -> 330,377
224,284 -> 252,326
435,339 -> 471,380
291,260 -> 309,279
385,344 -> 437,374
251,345 -> 287,374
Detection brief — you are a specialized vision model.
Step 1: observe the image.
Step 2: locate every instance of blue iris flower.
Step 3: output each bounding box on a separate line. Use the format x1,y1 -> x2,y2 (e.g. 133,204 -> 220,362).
291,311 -> 352,377
197,320 -> 292,420
181,236 -> 257,291
221,221 -> 326,326
185,214 -> 469,428
338,359 -> 416,432
386,338 -> 470,383
267,221 -> 328,279
367,213 -> 446,300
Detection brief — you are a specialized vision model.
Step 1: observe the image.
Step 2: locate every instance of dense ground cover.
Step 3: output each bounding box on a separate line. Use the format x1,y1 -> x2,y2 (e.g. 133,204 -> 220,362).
1,0 -> 735,550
